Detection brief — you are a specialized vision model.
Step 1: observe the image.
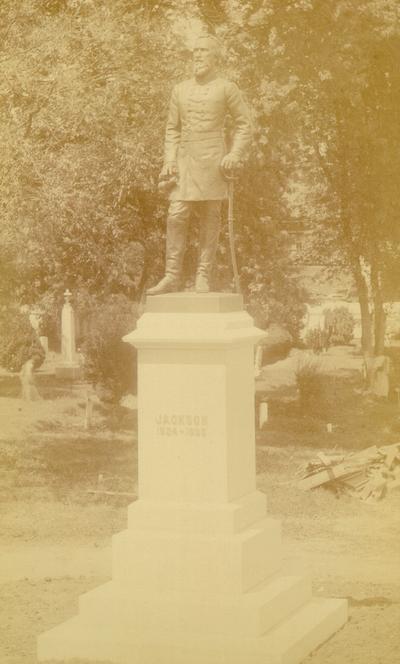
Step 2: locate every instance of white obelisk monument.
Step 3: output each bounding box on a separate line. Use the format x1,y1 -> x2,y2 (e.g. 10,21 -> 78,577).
55,289 -> 81,379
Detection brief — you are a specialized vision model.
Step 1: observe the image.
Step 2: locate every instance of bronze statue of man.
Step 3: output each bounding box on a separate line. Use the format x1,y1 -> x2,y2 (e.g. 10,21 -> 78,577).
147,34 -> 252,295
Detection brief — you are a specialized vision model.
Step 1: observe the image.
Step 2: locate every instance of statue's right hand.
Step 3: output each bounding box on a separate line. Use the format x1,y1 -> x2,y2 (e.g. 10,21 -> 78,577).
158,162 -> 178,194
161,162 -> 177,179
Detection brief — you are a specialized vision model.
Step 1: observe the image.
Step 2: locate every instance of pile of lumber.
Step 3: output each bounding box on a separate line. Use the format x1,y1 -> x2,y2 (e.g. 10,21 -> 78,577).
297,443 -> 400,501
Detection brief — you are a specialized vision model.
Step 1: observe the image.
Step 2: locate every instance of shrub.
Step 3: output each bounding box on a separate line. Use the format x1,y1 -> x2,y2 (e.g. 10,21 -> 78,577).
246,292 -> 307,347
304,327 -> 324,354
81,295 -> 138,404
323,307 -> 355,346
36,296 -> 60,348
0,307 -> 45,372
261,323 -> 293,364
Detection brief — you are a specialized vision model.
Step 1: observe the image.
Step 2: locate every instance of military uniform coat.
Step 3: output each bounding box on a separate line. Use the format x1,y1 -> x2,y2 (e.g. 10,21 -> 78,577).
164,77 -> 252,201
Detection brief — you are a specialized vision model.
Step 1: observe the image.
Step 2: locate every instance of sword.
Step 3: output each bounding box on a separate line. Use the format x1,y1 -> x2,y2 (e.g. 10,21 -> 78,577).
225,173 -> 241,294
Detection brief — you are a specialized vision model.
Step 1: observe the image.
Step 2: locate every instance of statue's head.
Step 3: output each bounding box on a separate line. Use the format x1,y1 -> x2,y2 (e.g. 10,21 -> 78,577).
192,34 -> 220,80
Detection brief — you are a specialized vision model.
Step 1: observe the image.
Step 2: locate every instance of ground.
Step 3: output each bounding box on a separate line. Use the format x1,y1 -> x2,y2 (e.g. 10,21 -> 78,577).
0,347 -> 399,664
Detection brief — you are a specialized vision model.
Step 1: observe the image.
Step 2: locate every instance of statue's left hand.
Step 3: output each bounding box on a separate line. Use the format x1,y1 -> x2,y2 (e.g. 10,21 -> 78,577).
221,153 -> 242,175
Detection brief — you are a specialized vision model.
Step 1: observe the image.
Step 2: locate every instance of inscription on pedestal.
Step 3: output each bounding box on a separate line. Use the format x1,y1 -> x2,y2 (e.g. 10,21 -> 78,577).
155,414 -> 208,438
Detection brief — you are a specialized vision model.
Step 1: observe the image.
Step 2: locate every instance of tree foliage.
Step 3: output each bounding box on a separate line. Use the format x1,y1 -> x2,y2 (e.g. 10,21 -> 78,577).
0,307 -> 45,372
1,0 -> 185,307
81,294 -> 138,403
2,0 -> 398,349
0,0 -> 309,339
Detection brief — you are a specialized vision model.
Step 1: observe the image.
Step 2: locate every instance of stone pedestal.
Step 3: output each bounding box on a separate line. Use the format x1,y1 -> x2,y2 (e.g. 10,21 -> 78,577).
38,293 -> 347,663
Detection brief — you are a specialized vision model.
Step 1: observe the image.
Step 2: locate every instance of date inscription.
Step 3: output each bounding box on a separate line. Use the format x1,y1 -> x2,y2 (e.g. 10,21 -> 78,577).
155,414 -> 208,438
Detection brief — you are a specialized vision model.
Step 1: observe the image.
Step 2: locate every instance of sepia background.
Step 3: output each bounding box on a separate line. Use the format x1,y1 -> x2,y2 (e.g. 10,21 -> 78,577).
1,1 -> 399,663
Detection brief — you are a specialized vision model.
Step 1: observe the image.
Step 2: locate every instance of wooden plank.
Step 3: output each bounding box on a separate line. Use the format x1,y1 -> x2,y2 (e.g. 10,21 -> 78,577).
383,448 -> 400,469
298,461 -> 366,490
380,443 -> 400,455
340,472 -> 368,489
317,452 -> 344,466
349,445 -> 379,462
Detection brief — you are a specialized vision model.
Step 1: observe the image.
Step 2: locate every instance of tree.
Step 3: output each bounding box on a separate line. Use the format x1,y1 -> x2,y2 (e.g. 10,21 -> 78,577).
0,0 -> 186,312
309,27 -> 400,357
256,0 -> 400,358
207,0 -> 400,359
1,0 -> 309,340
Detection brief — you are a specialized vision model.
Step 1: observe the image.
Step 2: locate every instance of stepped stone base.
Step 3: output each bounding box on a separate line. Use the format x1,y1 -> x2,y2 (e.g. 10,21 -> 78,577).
38,496 -> 347,664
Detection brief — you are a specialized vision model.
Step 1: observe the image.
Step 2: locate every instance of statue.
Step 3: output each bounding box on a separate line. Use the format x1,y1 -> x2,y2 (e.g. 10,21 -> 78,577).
147,34 -> 252,296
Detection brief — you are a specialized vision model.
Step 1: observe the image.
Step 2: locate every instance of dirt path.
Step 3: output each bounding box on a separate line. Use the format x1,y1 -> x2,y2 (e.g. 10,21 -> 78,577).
1,530 -> 399,664
0,543 -> 111,583
2,479 -> 399,664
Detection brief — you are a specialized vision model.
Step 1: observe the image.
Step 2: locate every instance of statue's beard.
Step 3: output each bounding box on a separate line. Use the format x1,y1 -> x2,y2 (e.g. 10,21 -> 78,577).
194,62 -> 207,75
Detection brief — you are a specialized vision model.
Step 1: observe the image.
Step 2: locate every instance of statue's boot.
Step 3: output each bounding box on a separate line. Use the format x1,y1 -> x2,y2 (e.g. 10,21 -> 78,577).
147,202 -> 189,296
195,202 -> 221,293
146,275 -> 179,296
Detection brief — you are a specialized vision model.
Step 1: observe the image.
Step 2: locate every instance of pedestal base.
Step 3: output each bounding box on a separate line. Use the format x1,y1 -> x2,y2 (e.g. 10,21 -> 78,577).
55,364 -> 82,380
39,599 -> 345,664
38,495 -> 347,664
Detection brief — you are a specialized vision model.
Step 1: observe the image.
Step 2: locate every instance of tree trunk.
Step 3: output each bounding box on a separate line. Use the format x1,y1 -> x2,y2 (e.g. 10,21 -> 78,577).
359,289 -> 374,356
371,263 -> 386,355
350,258 -> 375,388
374,300 -> 386,355
352,261 -> 373,355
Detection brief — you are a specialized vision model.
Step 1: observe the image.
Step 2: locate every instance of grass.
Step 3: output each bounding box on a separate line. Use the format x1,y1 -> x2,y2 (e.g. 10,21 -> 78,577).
0,424 -> 137,545
0,370 -> 138,510
0,435 -> 137,503
0,373 -> 79,400
258,363 -> 400,450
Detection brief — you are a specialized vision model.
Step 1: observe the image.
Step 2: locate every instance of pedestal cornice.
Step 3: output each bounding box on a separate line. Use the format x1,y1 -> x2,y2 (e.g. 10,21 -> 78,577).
124,293 -> 266,349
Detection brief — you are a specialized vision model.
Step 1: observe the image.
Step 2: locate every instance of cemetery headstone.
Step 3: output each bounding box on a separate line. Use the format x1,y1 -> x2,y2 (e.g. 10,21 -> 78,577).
20,358 -> 42,401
